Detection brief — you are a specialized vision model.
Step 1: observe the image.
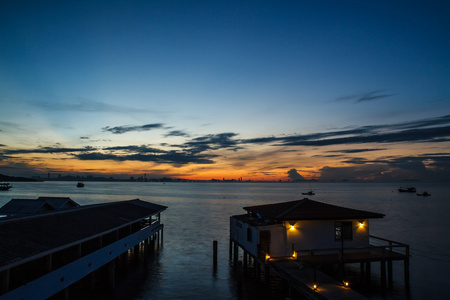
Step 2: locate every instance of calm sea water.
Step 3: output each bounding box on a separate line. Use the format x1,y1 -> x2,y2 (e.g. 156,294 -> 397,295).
1,182 -> 449,299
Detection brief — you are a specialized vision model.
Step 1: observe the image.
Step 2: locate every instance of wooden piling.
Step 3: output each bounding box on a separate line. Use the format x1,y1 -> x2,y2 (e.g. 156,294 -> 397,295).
233,242 -> 239,269
213,240 -> 218,267
229,239 -> 233,261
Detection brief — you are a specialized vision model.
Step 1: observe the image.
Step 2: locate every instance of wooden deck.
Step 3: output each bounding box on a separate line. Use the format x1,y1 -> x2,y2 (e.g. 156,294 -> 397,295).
270,260 -> 368,300
230,235 -> 409,300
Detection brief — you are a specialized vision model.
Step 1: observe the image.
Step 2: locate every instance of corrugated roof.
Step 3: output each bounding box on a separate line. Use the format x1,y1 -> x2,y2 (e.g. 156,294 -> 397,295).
0,199 -> 167,270
243,198 -> 384,221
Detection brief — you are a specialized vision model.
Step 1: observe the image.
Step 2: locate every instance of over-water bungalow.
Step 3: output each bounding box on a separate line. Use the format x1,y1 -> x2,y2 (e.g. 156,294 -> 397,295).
230,198 -> 385,259
0,199 -> 166,299
230,198 -> 409,295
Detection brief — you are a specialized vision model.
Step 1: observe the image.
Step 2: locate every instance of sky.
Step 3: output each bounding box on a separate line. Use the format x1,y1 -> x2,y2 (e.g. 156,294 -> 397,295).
1,0 -> 450,182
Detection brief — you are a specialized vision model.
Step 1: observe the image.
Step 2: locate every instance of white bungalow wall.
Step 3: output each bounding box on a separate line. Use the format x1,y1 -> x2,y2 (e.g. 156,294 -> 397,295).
230,218 -> 259,256
230,217 -> 371,258
285,219 -> 370,255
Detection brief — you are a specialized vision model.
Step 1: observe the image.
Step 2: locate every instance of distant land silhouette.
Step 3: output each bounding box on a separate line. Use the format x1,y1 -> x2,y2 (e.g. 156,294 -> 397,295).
0,174 -> 41,182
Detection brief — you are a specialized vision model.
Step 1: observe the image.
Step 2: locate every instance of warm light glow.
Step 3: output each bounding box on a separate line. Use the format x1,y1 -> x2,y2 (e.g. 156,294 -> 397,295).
265,253 -> 270,261
292,251 -> 297,258
290,225 -> 295,230
359,222 -> 364,228
343,281 -> 349,287
313,284 -> 317,290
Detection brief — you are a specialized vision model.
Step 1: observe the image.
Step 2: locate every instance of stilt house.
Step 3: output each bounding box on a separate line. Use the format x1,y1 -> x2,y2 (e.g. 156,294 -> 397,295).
230,198 -> 384,260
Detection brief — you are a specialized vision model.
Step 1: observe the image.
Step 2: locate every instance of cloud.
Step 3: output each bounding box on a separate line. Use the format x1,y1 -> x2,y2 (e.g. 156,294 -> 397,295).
182,132 -> 242,153
30,98 -> 158,114
75,151 -> 216,165
102,123 -> 165,134
104,145 -> 167,154
4,146 -> 96,154
164,130 -> 190,137
319,153 -> 450,182
287,168 -> 305,181
336,90 -> 395,103
326,148 -> 386,154
242,115 -> 450,147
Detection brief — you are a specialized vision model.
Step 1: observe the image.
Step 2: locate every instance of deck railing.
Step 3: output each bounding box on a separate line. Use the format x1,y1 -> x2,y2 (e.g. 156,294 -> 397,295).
294,235 -> 409,261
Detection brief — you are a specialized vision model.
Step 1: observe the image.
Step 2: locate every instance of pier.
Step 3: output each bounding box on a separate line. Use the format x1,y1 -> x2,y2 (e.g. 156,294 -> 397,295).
0,199 -> 166,300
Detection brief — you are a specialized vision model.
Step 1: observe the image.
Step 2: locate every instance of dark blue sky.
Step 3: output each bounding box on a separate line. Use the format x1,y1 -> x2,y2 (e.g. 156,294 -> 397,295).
1,1 -> 450,181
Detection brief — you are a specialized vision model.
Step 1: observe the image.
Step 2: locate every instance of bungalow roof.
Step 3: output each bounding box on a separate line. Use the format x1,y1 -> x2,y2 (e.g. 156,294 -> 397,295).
0,197 -> 80,216
243,198 -> 384,221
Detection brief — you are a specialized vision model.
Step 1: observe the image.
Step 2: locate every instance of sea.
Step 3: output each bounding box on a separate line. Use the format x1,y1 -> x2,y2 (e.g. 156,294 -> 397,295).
1,181 -> 449,299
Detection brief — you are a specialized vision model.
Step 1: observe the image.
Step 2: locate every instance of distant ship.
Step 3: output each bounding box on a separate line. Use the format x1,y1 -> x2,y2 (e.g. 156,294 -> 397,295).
417,191 -> 431,196
0,182 -> 12,191
301,184 -> 315,195
76,182 -> 85,188
398,187 -> 416,193
301,190 -> 315,195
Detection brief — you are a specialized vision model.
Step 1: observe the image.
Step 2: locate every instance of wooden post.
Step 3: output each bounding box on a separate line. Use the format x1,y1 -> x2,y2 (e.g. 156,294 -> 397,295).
233,242 -> 238,269
360,262 -> 365,281
108,261 -> 116,289
255,262 -> 261,281
243,251 -> 248,272
64,287 -> 69,300
387,260 -> 393,286
380,247 -> 386,287
365,262 -> 371,283
1,269 -> 10,294
213,240 -> 218,267
404,246 -> 410,286
144,240 -> 149,263
264,263 -> 270,283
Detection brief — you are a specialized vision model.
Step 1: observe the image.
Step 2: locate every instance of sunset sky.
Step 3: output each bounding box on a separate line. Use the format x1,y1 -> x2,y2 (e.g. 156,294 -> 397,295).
1,1 -> 450,182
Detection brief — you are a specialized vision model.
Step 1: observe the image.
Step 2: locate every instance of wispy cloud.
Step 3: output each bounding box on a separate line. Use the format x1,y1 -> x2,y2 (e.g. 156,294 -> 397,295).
181,133 -> 242,153
242,115 -> 450,147
104,145 -> 167,154
326,148 -> 386,154
75,151 -> 216,165
30,98 -> 159,114
164,130 -> 190,137
336,90 -> 395,103
4,146 -> 96,154
102,123 -> 165,134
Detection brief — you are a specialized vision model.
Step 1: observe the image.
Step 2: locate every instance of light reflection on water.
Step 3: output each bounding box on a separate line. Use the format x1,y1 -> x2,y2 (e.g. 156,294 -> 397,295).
1,182 -> 449,299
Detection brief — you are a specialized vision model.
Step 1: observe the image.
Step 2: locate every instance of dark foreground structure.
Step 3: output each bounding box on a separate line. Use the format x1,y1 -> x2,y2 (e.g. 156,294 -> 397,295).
230,198 -> 409,299
0,199 -> 166,299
